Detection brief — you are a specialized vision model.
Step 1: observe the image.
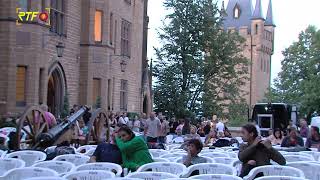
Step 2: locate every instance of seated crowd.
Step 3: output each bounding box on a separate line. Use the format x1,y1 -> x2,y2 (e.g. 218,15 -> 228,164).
1,112 -> 320,179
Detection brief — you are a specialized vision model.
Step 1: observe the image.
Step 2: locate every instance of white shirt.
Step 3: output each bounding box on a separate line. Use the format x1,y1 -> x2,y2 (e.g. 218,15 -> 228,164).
124,117 -> 129,124
118,117 -> 126,125
216,122 -> 225,133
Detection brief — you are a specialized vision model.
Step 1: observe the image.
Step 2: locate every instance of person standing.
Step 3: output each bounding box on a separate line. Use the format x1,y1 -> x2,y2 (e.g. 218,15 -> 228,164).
158,115 -> 170,143
144,112 -> 161,143
132,115 -> 141,133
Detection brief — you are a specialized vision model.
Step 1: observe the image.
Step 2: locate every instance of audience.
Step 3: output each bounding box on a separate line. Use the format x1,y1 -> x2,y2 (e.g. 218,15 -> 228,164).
158,115 -> 170,144
268,128 -> 284,145
197,124 -> 206,137
238,124 -> 286,178
182,139 -> 207,167
305,126 -> 320,148
169,118 -> 179,134
116,126 -> 153,171
184,125 -> 201,142
281,127 -> 304,147
299,119 -> 309,138
131,115 -> 141,133
182,118 -> 191,135
204,129 -> 218,146
203,121 -> 211,135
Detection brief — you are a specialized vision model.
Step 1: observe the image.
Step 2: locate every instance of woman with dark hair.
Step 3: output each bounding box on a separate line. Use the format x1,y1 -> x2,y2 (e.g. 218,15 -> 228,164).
239,124 -> 286,178
281,127 -> 304,147
268,128 -> 284,145
182,118 -> 191,135
116,126 -> 153,171
306,126 -> 320,148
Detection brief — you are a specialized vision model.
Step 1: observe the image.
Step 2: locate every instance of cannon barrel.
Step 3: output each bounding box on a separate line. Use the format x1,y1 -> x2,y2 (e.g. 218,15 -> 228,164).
37,106 -> 90,147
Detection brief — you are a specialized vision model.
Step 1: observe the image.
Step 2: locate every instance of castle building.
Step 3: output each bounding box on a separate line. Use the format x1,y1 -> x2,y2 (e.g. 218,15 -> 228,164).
0,0 -> 152,117
223,0 -> 275,108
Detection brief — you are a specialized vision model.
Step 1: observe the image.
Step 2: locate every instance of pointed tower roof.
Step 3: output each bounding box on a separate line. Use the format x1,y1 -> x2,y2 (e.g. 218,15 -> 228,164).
265,0 -> 275,26
223,0 -> 253,30
252,0 -> 265,20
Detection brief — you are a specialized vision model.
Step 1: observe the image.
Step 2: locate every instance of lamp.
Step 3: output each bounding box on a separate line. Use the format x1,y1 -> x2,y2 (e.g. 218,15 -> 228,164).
109,54 -> 128,72
56,42 -> 65,57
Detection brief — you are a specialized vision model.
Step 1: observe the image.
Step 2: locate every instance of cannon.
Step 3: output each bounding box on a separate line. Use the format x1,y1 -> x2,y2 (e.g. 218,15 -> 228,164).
12,105 -> 110,150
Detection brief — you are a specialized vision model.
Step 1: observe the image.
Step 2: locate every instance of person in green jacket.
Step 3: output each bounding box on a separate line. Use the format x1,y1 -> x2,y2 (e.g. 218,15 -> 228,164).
116,126 -> 153,171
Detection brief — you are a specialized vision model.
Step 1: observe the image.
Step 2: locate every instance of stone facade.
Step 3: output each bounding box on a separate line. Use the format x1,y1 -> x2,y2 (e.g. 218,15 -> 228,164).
223,0 -> 275,108
0,0 -> 151,117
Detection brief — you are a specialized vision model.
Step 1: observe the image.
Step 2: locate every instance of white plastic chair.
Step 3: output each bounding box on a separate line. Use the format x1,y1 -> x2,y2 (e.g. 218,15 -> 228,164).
63,170 -> 115,180
169,149 -> 186,153
285,152 -> 315,160
6,150 -> 46,166
287,161 -> 320,180
164,178 -> 193,180
166,135 -> 174,144
160,153 -> 186,160
74,162 -> 122,177
53,154 -> 90,166
190,174 -> 243,180
84,149 -> 95,156
76,145 -> 97,154
213,157 -> 237,165
199,152 -> 229,158
2,167 -> 58,180
254,176 -> 307,180
127,172 -> 179,179
283,155 -> 315,162
243,165 -> 305,180
149,149 -> 170,158
153,158 -> 170,162
25,177 -> 67,180
183,163 -> 237,177
232,160 -> 242,176
44,146 -> 57,153
166,144 -> 182,150
137,162 -> 187,177
0,158 -> 26,176
32,161 -> 75,175
226,152 -> 238,159
172,137 -> 184,143
0,150 -> 7,158
301,151 -> 320,161
174,156 -> 214,163
105,178 -> 141,180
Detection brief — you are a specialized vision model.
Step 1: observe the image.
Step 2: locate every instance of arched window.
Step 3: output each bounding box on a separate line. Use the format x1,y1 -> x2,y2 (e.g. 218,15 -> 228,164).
233,4 -> 240,19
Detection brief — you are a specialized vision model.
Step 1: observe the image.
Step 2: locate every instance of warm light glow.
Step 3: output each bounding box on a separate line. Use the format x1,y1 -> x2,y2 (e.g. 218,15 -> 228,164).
234,8 -> 240,18
94,10 -> 102,42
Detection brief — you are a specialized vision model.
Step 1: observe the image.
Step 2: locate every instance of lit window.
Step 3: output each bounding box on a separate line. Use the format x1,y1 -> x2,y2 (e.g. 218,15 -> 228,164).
234,5 -> 240,19
16,66 -> 27,106
94,10 -> 102,42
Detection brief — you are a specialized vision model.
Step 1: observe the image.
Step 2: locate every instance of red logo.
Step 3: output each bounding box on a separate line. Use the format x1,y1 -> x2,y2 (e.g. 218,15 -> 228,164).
39,12 -> 48,22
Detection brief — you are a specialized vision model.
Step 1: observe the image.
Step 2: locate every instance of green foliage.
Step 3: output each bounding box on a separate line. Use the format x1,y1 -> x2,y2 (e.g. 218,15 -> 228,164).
94,96 -> 102,109
61,92 -> 70,119
268,26 -> 320,117
153,0 -> 249,119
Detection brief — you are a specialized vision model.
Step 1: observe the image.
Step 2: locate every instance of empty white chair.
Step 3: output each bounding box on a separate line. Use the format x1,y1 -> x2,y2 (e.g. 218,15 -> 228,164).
243,165 -> 305,180
149,149 -> 170,158
0,158 -> 25,176
137,162 -> 187,177
169,149 -> 186,153
106,178 -> 141,180
32,161 -> 75,175
74,162 -> 122,177
63,170 -> 115,180
2,167 -> 58,180
127,172 -> 179,179
213,157 -> 237,165
153,158 -> 170,162
286,152 -> 315,160
199,152 -> 229,158
25,177 -> 67,180
301,151 -> 320,161
76,145 -> 97,154
174,156 -> 214,163
84,149 -> 95,156
53,154 -> 90,166
166,135 -> 174,144
190,174 -> 243,180
160,153 -> 186,160
287,161 -> 320,180
283,155 -> 315,162
6,150 -> 46,166
166,144 -> 182,150
226,152 -> 238,159
164,178 -> 192,180
254,176 -> 307,180
183,163 -> 237,177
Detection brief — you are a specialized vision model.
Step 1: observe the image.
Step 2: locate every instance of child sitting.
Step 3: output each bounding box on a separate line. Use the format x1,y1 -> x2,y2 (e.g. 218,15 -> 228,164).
182,138 -> 207,167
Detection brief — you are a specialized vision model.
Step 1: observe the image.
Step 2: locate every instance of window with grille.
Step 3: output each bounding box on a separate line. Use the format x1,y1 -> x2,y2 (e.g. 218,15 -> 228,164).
16,66 -> 27,106
50,0 -> 65,35
94,10 -> 103,42
121,19 -> 131,57
120,79 -> 128,111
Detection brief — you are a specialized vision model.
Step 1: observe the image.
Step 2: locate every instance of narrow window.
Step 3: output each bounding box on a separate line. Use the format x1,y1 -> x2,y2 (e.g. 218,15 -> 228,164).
94,10 -> 103,42
16,66 -> 27,106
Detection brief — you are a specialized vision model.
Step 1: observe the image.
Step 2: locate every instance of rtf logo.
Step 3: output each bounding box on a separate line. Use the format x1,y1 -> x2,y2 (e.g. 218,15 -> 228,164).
16,8 -> 50,26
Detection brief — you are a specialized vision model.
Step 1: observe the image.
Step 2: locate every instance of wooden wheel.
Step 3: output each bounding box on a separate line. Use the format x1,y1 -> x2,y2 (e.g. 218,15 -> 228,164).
14,106 -> 49,149
86,108 -> 110,144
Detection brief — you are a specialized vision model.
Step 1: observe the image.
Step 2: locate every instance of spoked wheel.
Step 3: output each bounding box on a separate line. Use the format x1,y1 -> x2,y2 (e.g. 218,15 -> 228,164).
86,108 -> 110,144
14,106 -> 49,149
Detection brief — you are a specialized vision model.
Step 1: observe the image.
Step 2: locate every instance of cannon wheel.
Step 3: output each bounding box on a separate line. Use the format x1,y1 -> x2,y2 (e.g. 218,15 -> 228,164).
14,106 -> 49,149
86,108 -> 110,144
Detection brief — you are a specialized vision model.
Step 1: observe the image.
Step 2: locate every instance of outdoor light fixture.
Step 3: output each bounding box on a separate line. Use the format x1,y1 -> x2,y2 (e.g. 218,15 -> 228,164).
109,54 -> 129,72
56,42 -> 65,57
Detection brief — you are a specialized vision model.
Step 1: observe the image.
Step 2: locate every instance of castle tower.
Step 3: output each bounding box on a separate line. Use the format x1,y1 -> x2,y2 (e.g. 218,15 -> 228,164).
223,0 -> 275,108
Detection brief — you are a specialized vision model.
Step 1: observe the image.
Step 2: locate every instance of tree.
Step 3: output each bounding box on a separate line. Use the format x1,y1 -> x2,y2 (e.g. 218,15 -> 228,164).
270,26 -> 320,117
153,0 -> 248,119
60,92 -> 70,119
94,96 -> 102,109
